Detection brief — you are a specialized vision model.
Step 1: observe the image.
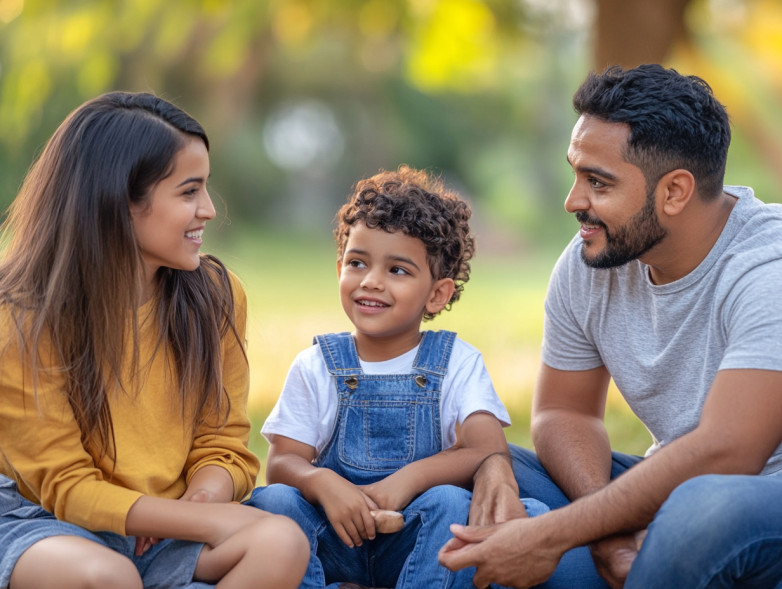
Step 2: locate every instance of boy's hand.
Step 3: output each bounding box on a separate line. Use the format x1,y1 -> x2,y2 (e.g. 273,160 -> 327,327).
360,471 -> 419,512
312,469 -> 378,547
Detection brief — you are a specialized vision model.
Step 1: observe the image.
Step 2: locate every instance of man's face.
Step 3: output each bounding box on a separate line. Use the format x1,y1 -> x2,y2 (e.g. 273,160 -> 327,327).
565,115 -> 667,268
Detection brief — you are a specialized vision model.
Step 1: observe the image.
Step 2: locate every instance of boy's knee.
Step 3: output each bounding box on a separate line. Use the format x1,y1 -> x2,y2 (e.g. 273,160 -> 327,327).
409,484 -> 471,519
248,483 -> 306,512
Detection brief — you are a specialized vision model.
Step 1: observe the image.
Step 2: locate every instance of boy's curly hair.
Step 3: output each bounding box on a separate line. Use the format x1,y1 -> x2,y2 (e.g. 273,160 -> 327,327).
335,166 -> 475,321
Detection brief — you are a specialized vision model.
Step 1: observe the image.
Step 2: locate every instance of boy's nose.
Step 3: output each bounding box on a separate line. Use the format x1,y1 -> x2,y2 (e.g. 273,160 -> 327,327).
360,271 -> 384,291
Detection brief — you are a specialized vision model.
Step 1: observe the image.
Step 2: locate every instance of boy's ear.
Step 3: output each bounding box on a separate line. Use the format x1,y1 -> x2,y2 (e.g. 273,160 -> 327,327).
336,258 -> 342,278
425,278 -> 455,315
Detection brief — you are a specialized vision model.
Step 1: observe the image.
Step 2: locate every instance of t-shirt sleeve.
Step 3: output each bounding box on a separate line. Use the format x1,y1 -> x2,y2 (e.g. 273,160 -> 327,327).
261,345 -> 328,450
719,259 -> 782,372
440,339 -> 511,449
541,237 -> 605,371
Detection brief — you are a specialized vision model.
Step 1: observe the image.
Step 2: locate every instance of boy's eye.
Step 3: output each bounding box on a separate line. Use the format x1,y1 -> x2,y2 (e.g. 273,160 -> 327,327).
390,266 -> 409,276
348,259 -> 366,268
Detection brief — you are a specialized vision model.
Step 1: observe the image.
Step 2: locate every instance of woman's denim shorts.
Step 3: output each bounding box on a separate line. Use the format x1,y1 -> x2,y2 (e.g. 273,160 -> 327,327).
0,474 -> 210,589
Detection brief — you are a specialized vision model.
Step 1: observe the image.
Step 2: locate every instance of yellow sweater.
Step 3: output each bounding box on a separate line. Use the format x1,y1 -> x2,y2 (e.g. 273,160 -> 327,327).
0,273 -> 259,535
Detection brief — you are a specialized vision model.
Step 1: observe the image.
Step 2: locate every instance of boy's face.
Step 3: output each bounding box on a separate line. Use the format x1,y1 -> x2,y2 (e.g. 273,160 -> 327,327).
337,222 -> 454,361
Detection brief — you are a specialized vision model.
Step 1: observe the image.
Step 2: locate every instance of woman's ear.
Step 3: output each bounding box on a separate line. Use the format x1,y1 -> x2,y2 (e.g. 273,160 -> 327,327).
425,278 -> 456,315
659,169 -> 695,217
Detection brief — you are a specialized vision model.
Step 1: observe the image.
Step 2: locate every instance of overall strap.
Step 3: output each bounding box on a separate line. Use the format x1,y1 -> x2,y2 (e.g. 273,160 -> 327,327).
412,330 -> 456,377
314,332 -> 362,376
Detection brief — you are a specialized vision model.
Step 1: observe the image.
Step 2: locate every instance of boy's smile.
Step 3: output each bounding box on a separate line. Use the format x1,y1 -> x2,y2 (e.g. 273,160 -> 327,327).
337,222 -> 453,362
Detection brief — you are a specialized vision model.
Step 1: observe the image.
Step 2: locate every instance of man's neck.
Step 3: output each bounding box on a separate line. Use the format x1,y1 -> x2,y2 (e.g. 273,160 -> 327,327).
645,191 -> 737,285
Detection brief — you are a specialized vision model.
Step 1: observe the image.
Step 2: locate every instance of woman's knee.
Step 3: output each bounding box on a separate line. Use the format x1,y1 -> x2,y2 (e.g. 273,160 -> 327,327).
11,536 -> 142,589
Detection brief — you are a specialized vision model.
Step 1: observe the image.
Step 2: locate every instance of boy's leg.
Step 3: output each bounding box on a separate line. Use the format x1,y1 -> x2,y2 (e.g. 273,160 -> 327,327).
374,484 -> 474,589
247,483 -> 328,589
626,474 -> 782,589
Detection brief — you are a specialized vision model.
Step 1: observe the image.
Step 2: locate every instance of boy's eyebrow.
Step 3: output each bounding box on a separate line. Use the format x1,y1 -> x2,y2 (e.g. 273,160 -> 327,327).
345,248 -> 422,272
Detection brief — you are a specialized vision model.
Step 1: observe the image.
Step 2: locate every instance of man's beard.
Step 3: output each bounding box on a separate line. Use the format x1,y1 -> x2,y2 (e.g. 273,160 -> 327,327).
578,191 -> 667,269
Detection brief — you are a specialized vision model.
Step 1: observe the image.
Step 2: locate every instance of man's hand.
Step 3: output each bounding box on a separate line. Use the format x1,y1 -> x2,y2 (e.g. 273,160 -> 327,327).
469,453 -> 528,526
439,516 -> 564,589
589,532 -> 642,588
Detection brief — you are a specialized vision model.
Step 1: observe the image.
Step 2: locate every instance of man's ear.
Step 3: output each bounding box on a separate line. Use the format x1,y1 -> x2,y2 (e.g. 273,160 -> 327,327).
659,169 -> 695,217
425,278 -> 456,315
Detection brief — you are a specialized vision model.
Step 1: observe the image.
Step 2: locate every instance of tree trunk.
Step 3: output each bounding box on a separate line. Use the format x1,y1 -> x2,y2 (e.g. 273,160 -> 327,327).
594,0 -> 694,71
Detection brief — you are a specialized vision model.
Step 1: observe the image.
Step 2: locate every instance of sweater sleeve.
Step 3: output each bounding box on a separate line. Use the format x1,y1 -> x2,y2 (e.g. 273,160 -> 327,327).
184,274 -> 260,500
0,320 -> 142,534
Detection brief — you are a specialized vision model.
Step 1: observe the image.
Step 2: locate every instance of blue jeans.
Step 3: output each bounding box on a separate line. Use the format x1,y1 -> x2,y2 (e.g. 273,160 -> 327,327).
626,474 -> 782,588
251,483 -> 478,588
509,444 -> 643,589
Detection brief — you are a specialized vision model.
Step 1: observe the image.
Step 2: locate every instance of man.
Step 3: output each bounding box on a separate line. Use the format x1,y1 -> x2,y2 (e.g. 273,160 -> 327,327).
440,64 -> 782,588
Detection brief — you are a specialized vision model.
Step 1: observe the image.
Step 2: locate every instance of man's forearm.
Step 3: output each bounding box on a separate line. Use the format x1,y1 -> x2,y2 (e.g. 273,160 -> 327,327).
532,408 -> 613,500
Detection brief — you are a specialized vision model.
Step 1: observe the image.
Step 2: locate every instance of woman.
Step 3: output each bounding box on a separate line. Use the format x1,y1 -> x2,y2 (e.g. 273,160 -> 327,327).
0,92 -> 308,588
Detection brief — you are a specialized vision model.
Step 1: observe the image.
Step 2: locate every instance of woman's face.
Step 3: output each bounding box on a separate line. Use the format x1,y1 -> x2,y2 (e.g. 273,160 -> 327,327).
130,137 -> 215,294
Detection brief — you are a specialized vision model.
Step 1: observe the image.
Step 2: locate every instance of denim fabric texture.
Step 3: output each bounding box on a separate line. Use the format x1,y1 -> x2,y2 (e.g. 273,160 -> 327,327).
252,331 -> 481,588
511,444 -> 782,588
508,444 -> 641,588
0,474 -> 207,588
626,474 -> 782,589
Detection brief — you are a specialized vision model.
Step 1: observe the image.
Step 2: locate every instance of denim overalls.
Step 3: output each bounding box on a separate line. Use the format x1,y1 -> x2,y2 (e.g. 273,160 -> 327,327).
313,330 -> 452,485
250,331 -> 476,589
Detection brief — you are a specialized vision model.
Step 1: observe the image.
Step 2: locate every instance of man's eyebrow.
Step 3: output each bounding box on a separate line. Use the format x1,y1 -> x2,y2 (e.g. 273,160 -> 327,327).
566,156 -> 618,182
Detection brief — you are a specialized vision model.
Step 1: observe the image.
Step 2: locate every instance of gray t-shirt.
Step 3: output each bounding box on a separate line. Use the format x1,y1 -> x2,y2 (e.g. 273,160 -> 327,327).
542,186 -> 782,475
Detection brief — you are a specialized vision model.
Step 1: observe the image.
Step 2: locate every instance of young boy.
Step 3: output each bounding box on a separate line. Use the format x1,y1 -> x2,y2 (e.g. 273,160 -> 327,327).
250,166 -> 544,588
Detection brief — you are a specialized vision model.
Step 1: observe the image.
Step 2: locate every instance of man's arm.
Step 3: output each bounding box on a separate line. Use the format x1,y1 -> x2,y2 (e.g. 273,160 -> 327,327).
532,362 -> 638,586
440,368 -> 782,588
531,363 -> 612,498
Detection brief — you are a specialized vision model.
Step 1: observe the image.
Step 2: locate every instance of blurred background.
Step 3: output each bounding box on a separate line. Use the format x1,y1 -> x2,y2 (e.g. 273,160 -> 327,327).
2,0 -> 781,471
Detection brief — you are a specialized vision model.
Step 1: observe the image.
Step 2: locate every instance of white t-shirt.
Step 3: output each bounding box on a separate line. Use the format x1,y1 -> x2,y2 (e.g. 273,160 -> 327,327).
262,335 -> 511,455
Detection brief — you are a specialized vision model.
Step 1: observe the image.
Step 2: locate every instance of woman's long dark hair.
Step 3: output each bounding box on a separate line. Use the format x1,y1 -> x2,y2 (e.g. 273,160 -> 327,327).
0,91 -> 243,459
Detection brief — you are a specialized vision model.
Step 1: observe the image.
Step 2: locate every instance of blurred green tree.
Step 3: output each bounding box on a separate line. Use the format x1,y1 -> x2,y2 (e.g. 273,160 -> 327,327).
0,0 -> 779,249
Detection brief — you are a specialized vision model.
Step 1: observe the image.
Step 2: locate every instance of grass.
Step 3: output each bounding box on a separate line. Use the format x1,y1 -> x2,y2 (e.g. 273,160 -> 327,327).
209,228 -> 652,482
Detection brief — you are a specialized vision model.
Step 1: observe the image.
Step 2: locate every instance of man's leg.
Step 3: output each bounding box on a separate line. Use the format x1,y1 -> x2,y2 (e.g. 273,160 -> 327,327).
626,474 -> 782,589
509,444 -> 642,589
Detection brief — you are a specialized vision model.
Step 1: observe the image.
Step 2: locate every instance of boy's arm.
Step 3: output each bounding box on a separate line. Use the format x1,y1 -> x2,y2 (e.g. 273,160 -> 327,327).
265,434 -> 378,546
361,411 -> 511,512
